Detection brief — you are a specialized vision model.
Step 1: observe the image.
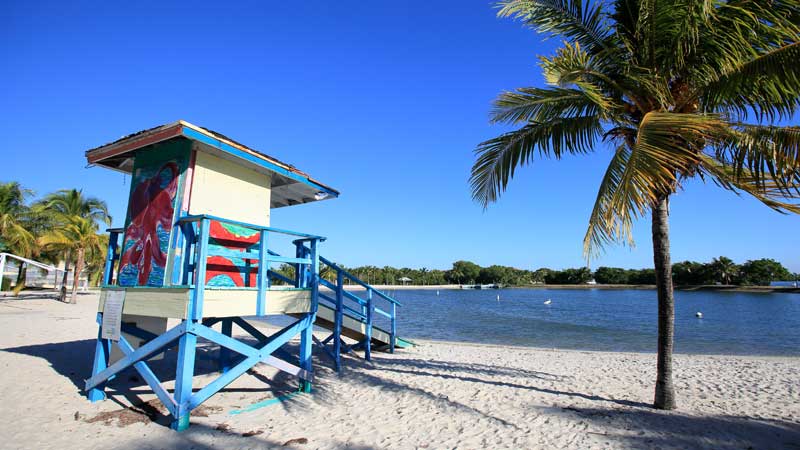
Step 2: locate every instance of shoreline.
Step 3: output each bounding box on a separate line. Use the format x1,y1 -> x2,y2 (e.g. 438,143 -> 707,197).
341,283 -> 800,294
408,337 -> 800,359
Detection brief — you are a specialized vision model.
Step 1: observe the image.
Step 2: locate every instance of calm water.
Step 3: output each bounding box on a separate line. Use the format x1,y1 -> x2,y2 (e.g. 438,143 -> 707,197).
380,288 -> 800,356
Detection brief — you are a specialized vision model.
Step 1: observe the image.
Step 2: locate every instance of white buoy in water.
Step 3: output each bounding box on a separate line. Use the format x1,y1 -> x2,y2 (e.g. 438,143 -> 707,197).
436,290 -> 440,296
496,294 -> 500,301
544,299 -> 552,305
696,312 -> 703,318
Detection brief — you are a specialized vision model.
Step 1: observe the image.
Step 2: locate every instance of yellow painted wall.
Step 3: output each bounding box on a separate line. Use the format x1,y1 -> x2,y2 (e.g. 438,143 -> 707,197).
189,150 -> 271,226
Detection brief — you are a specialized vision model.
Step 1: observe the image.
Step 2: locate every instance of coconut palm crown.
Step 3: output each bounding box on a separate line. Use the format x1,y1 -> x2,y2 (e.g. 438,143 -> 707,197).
470,0 -> 800,410
0,182 -> 35,257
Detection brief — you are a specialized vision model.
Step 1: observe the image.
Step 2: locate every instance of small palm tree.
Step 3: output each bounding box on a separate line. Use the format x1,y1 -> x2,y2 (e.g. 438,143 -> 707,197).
0,182 -> 37,293
84,233 -> 109,287
710,256 -> 738,284
0,182 -> 35,257
471,0 -> 800,409
40,216 -> 105,303
36,189 -> 111,302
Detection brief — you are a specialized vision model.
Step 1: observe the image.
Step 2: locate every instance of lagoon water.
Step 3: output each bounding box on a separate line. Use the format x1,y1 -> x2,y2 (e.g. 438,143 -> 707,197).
382,288 -> 800,356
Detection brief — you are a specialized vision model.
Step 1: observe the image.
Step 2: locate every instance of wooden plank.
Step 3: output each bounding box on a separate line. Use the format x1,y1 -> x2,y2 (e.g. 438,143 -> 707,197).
187,315 -> 313,409
97,287 -> 311,319
98,288 -> 189,318
117,334 -> 178,417
256,230 -> 268,316
85,322 -> 186,390
189,151 -> 271,226
172,329 -> 197,431
202,288 -> 311,317
86,123 -> 183,165
189,218 -> 210,320
311,303 -> 393,344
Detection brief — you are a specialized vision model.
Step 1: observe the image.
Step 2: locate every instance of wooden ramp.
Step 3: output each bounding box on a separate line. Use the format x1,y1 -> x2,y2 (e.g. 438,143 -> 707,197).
291,302 -> 413,351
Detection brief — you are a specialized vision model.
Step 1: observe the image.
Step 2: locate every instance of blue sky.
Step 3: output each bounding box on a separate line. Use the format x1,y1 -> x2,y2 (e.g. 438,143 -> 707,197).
2,1 -> 798,272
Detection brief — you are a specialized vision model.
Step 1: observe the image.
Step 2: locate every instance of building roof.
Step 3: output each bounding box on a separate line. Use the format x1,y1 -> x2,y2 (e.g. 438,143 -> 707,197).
85,120 -> 339,208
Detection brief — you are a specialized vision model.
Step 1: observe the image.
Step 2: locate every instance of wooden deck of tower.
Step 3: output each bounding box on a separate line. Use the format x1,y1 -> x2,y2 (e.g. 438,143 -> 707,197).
83,121 -> 407,431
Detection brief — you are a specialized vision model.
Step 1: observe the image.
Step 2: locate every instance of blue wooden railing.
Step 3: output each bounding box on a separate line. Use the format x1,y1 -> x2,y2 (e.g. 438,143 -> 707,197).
315,253 -> 401,358
101,215 -> 400,367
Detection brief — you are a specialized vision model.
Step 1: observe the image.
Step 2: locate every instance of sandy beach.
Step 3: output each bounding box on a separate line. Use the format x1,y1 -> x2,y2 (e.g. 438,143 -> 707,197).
0,291 -> 798,450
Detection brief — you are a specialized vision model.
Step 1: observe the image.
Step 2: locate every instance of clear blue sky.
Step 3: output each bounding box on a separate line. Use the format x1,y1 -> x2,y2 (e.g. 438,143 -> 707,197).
2,1 -> 798,272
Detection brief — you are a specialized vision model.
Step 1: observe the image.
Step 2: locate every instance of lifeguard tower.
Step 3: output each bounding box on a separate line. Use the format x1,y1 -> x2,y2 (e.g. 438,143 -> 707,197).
83,121 -> 407,430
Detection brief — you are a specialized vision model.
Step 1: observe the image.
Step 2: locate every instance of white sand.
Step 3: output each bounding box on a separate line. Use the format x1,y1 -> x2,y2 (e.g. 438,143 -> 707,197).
0,291 -> 798,450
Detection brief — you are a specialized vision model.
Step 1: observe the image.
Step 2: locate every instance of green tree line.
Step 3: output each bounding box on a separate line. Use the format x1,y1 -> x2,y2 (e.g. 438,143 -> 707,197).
273,257 -> 796,287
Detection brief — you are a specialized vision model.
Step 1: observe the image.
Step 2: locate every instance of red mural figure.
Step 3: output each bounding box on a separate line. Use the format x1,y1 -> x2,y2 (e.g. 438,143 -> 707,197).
118,162 -> 180,286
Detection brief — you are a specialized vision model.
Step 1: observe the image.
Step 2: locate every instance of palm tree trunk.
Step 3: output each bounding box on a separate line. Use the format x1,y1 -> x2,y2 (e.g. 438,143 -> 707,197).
61,250 -> 71,290
652,193 -> 676,410
60,250 -> 71,302
13,263 -> 27,296
70,247 -> 85,304
15,263 -> 26,287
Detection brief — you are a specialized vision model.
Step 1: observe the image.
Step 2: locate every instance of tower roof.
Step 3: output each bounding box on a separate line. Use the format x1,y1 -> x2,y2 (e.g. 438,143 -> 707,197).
86,120 -> 339,208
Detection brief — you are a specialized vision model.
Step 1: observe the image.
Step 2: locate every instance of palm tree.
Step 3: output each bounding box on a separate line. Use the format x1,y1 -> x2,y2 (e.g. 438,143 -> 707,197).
0,182 -> 36,293
36,189 -> 111,303
470,0 -> 800,410
84,233 -> 110,287
40,216 -> 105,303
710,256 -> 738,284
0,182 -> 35,254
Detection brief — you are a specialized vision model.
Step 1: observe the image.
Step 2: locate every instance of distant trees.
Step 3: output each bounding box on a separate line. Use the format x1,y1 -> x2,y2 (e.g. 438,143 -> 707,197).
448,260 -> 481,284
596,257 -> 793,287
739,259 -> 793,286
271,256 -> 795,288
545,267 -> 592,284
594,267 -> 629,284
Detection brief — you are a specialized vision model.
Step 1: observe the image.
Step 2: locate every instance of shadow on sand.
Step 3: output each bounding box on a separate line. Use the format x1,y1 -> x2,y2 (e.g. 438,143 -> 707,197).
559,405 -> 800,449
0,336 -> 334,428
3,336 -> 799,449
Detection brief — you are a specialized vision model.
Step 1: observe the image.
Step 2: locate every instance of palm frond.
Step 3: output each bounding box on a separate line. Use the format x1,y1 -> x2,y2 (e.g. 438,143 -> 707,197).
699,155 -> 800,214
635,111 -> 725,170
661,0 -> 714,71
583,112 -> 729,256
711,124 -> 800,195
0,214 -> 36,256
701,42 -> 800,120
610,0 -> 639,44
471,115 -> 602,207
498,0 -> 611,55
538,41 -> 639,109
490,86 -> 613,124
583,144 -> 641,257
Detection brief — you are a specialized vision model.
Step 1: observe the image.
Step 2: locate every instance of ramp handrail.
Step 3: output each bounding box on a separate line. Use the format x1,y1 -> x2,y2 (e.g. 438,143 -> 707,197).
297,244 -> 399,359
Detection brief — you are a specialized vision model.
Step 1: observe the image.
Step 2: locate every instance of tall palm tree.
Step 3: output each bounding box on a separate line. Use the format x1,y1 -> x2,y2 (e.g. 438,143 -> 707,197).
36,189 -> 111,302
39,216 -> 105,303
470,0 -> 800,409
